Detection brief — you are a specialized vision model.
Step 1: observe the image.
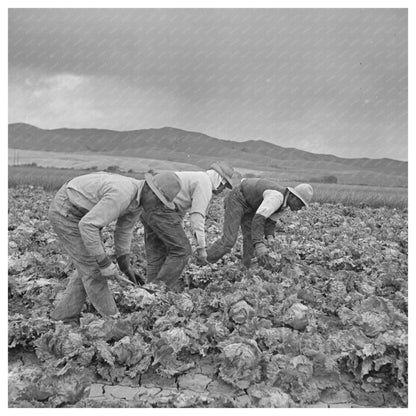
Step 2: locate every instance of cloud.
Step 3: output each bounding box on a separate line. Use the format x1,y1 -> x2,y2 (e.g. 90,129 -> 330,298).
29,73 -> 85,101
8,68 -> 189,130
9,70 -> 103,128
43,73 -> 84,91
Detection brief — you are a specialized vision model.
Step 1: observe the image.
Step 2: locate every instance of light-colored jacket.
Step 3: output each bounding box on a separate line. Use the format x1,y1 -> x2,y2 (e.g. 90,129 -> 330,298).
65,172 -> 145,258
173,170 -> 221,249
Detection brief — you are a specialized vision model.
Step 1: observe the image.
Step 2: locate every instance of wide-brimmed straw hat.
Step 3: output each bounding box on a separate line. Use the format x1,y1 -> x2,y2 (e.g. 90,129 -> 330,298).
145,172 -> 182,210
210,161 -> 234,189
288,183 -> 313,207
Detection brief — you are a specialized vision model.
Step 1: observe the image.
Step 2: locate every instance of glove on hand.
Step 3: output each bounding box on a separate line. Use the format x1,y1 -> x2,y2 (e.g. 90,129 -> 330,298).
255,243 -> 272,267
196,247 -> 208,265
99,262 -> 119,278
117,254 -> 145,285
255,243 -> 268,258
255,243 -> 276,268
97,255 -> 118,278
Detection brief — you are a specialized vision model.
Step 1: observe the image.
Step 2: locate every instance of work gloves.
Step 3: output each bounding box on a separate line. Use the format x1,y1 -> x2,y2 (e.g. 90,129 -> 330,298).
255,242 -> 268,258
117,254 -> 145,285
97,255 -> 119,278
96,253 -> 144,286
255,243 -> 272,267
97,256 -> 133,287
195,247 -> 208,266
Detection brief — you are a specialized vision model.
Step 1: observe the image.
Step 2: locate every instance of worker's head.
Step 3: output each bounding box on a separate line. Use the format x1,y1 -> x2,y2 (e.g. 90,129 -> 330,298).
287,183 -> 313,211
210,161 -> 234,191
212,177 -> 231,195
145,172 -> 182,209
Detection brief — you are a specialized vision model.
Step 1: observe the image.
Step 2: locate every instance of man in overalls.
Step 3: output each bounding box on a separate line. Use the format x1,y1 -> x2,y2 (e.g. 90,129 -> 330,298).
141,161 -> 234,289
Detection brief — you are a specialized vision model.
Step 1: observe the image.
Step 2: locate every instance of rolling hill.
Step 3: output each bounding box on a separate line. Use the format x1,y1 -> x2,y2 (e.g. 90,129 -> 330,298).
8,123 -> 407,187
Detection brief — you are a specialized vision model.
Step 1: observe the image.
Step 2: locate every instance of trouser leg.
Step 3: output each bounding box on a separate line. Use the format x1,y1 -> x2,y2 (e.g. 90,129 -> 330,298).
77,263 -> 118,316
241,213 -> 255,268
206,190 -> 246,263
141,208 -> 191,290
50,270 -> 87,320
142,215 -> 168,282
48,197 -> 118,319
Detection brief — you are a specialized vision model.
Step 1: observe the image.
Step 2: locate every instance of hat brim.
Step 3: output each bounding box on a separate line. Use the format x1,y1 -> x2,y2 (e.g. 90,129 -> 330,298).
145,173 -> 176,210
223,176 -> 233,189
210,162 -> 233,189
288,187 -> 308,207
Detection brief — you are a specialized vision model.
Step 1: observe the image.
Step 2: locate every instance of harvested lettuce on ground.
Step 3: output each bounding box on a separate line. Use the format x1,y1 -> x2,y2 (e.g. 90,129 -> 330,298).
283,303 -> 309,330
218,338 -> 262,389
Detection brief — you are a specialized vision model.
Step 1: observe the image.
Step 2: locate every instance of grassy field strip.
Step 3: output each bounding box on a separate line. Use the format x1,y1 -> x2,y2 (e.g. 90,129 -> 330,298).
9,148 -> 281,179
311,183 -> 407,209
8,148 -> 408,188
8,148 -> 199,172
8,166 -> 145,191
8,165 -> 407,209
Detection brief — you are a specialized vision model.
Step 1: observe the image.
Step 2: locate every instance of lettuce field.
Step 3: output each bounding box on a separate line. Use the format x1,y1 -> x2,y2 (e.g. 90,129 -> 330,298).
8,185 -> 408,408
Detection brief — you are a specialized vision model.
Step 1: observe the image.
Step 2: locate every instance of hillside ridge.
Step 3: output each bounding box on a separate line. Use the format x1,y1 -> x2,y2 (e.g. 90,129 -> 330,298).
8,123 -> 407,181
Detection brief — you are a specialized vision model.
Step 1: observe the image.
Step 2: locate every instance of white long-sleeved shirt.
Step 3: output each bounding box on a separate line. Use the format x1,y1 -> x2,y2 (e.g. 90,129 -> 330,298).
173,170 -> 221,248
256,189 -> 288,221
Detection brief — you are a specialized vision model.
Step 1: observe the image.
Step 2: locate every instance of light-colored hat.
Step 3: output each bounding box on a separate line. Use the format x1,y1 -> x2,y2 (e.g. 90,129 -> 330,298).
145,172 -> 182,210
288,183 -> 313,207
210,161 -> 234,189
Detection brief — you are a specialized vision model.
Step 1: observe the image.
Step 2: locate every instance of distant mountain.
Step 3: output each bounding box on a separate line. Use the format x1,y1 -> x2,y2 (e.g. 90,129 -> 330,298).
8,123 -> 407,186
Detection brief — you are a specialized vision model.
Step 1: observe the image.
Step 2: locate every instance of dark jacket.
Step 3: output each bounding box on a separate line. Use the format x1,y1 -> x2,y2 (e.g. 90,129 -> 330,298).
240,178 -> 287,245
240,178 -> 286,211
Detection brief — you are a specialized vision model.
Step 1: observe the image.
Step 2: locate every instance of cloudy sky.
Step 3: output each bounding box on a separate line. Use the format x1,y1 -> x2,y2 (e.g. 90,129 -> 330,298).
8,8 -> 407,160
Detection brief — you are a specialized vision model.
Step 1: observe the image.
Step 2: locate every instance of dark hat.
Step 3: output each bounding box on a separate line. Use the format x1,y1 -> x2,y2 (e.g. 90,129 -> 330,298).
210,161 -> 234,189
145,172 -> 182,209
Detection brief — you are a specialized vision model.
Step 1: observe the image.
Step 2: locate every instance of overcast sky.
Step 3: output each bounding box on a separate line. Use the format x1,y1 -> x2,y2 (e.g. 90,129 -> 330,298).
8,8 -> 407,160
